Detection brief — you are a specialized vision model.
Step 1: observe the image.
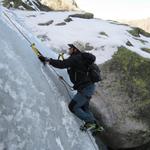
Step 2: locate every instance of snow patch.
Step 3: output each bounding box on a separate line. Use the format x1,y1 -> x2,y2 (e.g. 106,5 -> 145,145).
10,10 -> 150,63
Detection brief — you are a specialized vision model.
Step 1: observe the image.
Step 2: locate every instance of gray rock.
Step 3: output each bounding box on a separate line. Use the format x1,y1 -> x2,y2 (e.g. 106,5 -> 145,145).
69,12 -> 94,19
38,20 -> 54,26
99,32 -> 108,37
55,22 -> 66,26
37,34 -> 51,41
85,43 -> 94,51
64,17 -> 73,22
126,40 -> 133,46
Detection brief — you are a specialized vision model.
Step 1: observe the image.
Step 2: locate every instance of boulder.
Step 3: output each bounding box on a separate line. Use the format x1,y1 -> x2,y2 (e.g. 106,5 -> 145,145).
55,22 -> 66,26
40,0 -> 78,11
91,46 -> 150,149
69,12 -> 94,19
38,20 -> 54,26
64,17 -> 73,22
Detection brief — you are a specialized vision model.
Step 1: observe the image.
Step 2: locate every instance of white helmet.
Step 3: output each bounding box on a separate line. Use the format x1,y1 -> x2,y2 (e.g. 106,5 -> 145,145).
68,41 -> 85,51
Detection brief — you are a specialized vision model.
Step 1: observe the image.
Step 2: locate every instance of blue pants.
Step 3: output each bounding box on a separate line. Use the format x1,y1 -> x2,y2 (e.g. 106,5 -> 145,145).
68,84 -> 96,123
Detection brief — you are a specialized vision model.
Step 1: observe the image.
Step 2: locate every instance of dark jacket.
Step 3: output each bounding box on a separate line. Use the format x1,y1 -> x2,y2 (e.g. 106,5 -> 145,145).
50,51 -> 95,91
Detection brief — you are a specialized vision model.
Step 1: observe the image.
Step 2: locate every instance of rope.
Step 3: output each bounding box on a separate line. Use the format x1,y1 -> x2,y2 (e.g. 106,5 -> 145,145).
87,132 -> 99,150
3,11 -> 98,150
48,65 -> 74,91
60,78 -> 73,99
47,65 -> 73,99
3,11 -> 32,45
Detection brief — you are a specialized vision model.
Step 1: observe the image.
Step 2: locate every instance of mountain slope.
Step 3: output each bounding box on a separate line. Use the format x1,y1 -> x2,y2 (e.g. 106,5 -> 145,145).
0,8 -> 104,150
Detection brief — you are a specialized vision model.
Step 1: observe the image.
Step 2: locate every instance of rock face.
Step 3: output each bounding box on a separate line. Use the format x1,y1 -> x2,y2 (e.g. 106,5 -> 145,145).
2,0 -> 78,11
2,0 -> 52,11
91,46 -> 150,149
40,0 -> 78,10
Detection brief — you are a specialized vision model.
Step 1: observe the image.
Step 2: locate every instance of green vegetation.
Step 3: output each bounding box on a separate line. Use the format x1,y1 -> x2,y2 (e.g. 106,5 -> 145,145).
110,46 -> 150,102
109,20 -> 129,26
141,48 -> 150,53
99,32 -> 108,37
135,99 -> 150,108
128,27 -> 150,37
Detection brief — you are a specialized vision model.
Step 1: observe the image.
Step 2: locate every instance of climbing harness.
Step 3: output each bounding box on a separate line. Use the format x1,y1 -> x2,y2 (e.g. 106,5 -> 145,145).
58,53 -> 64,60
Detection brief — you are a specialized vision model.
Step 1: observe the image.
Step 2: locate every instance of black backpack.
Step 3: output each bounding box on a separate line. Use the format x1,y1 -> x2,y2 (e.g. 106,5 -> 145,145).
81,52 -> 101,82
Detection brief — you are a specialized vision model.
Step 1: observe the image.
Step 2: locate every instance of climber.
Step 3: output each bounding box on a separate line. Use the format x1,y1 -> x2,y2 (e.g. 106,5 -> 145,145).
39,43 -> 100,130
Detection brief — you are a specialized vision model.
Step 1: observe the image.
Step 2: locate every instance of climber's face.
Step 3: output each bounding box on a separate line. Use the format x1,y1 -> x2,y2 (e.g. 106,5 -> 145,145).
68,47 -> 75,55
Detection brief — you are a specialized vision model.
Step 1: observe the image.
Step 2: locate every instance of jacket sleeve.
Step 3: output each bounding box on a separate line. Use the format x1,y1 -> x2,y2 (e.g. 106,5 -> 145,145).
49,57 -> 74,69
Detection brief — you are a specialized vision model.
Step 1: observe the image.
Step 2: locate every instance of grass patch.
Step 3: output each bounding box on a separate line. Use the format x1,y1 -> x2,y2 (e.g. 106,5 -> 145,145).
135,99 -> 150,108
141,48 -> 150,53
110,46 -> 150,101
108,20 -> 129,26
128,27 -> 150,37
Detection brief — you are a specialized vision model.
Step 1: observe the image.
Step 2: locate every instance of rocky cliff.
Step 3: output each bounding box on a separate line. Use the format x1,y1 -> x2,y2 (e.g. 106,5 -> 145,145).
40,0 -> 78,11
92,46 -> 150,149
2,0 -> 78,11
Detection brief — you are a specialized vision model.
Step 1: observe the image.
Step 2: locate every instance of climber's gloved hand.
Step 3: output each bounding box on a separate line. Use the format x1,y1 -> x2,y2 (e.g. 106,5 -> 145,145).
38,55 -> 49,63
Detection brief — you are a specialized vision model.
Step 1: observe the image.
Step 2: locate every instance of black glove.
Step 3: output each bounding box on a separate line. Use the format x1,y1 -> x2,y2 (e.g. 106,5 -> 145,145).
38,55 -> 49,63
